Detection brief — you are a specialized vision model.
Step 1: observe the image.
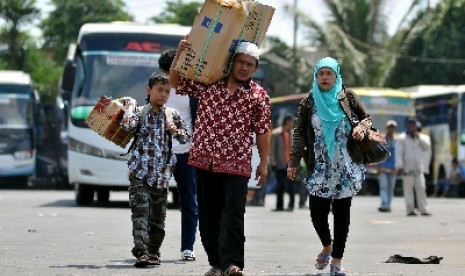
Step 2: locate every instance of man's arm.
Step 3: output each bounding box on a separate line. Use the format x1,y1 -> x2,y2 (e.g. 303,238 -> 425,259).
255,132 -> 270,186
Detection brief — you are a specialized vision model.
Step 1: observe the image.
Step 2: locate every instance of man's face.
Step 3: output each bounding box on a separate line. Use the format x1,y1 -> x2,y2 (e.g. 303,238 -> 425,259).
231,53 -> 258,82
386,125 -> 396,133
407,121 -> 417,134
146,81 -> 171,108
317,67 -> 336,91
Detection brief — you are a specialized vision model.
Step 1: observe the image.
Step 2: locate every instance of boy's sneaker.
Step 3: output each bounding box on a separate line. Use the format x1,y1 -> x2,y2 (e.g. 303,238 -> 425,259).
181,249 -> 196,261
134,254 -> 150,268
204,266 -> 222,276
330,264 -> 346,276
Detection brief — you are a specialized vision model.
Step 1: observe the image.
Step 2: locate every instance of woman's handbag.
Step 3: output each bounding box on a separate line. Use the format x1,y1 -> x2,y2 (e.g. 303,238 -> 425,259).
343,93 -> 390,164
347,126 -> 390,164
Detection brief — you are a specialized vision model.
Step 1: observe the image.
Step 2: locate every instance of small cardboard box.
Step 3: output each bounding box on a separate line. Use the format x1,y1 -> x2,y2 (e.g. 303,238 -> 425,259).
84,96 -> 133,148
175,0 -> 275,84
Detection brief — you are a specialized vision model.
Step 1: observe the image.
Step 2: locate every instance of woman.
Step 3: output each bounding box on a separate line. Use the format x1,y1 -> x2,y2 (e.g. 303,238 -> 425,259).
287,57 -> 371,276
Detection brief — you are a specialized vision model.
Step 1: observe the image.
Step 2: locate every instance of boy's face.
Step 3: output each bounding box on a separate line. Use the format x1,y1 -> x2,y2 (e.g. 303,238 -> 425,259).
146,81 -> 171,108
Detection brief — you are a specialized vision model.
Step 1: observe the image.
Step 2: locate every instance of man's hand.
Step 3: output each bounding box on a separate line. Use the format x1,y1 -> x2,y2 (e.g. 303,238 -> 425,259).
255,162 -> 268,187
178,39 -> 192,52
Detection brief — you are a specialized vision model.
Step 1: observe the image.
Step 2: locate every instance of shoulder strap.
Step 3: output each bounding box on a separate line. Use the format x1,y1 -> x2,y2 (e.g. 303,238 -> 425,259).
340,87 -> 359,127
121,104 -> 151,156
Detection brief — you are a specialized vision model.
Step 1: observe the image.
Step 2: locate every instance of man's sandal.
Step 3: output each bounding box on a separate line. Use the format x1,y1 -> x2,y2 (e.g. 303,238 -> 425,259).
315,251 -> 331,270
224,265 -> 244,276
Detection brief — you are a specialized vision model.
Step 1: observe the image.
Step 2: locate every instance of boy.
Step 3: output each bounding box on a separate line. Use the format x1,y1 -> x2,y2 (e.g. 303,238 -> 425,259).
119,72 -> 190,267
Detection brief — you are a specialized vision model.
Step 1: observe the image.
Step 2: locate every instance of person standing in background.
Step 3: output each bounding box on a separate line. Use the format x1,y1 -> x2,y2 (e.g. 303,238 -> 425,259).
159,49 -> 199,261
395,118 -> 432,216
270,115 -> 296,212
377,120 -> 398,212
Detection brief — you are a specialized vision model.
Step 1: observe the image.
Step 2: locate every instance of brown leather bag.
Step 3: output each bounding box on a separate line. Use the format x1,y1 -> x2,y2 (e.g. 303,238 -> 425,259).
347,127 -> 390,164
343,92 -> 390,164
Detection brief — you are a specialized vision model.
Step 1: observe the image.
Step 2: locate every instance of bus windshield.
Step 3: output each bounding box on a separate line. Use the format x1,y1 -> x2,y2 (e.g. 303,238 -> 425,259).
0,94 -> 32,127
0,84 -> 33,127
358,95 -> 415,131
70,31 -> 185,122
75,53 -> 158,105
270,91 -> 415,131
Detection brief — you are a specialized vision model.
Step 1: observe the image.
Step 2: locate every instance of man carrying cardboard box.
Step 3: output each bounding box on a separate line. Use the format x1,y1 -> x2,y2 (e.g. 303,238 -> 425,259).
170,39 -> 271,276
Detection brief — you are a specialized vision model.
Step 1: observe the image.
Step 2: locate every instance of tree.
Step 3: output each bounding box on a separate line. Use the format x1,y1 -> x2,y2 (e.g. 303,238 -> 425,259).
260,36 -> 313,96
386,0 -> 465,87
0,0 -> 40,69
151,0 -> 201,26
291,0 -> 430,87
40,0 -> 133,63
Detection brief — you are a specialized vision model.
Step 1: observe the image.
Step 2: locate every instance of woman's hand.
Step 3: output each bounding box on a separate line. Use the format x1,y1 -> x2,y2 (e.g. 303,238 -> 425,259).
287,167 -> 297,180
352,125 -> 366,141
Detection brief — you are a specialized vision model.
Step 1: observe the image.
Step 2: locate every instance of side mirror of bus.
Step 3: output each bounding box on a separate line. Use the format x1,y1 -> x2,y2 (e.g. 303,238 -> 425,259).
61,60 -> 76,93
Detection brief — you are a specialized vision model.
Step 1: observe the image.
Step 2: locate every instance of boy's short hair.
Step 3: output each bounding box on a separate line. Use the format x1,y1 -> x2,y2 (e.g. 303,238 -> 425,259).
148,72 -> 169,88
158,49 -> 177,72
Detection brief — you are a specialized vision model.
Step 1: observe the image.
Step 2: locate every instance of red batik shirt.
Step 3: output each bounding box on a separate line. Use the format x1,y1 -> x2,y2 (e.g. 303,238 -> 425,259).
177,77 -> 271,178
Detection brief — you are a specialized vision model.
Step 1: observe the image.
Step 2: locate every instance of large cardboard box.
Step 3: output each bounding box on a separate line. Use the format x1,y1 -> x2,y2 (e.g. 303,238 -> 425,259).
84,96 -> 133,148
175,0 -> 275,84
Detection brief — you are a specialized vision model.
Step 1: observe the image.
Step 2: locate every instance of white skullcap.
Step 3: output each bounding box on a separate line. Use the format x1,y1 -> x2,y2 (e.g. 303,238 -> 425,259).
235,41 -> 260,60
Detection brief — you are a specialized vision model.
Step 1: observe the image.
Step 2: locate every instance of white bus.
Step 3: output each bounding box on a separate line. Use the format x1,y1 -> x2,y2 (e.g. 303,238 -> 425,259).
60,22 -> 191,205
60,22 -> 262,205
406,85 -> 465,188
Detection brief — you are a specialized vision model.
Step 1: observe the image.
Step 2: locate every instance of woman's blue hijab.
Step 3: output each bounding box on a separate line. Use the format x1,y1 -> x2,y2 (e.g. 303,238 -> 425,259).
311,57 -> 350,160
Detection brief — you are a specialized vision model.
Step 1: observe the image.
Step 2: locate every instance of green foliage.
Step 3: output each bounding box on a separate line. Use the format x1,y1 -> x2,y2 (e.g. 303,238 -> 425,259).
0,0 -> 40,69
295,0 -> 430,87
386,0 -> 465,87
25,46 -> 62,103
151,0 -> 201,26
40,0 -> 133,63
260,37 -> 312,96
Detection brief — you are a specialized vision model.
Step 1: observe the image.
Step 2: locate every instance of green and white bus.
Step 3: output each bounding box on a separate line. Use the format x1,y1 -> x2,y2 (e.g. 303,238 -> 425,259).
60,22 -> 191,205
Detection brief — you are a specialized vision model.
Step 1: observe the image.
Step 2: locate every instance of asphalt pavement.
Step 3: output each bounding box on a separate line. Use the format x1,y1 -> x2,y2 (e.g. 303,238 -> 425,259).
0,190 -> 464,275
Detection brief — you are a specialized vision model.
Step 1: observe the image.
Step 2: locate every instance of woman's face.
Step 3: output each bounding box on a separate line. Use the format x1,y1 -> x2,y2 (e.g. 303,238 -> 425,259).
317,67 -> 336,91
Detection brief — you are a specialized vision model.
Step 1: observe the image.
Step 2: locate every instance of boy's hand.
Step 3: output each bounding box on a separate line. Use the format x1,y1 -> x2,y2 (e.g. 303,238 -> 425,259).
167,122 -> 178,135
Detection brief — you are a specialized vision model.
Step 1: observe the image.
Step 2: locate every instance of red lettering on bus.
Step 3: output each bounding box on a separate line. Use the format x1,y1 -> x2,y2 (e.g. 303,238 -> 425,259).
124,42 -> 161,52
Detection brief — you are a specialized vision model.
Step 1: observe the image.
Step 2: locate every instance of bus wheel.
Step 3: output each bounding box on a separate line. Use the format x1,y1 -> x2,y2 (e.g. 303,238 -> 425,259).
75,184 -> 94,206
97,188 -> 110,203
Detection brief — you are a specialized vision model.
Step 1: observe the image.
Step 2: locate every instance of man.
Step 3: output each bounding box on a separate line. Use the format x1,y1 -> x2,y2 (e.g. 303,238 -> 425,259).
270,115 -> 296,212
170,41 -> 271,276
159,49 -> 199,261
377,120 -> 397,212
395,118 -> 432,216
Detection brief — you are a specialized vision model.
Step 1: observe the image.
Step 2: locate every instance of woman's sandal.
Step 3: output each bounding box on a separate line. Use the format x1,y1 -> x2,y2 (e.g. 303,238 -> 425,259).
330,264 -> 346,276
315,251 -> 331,270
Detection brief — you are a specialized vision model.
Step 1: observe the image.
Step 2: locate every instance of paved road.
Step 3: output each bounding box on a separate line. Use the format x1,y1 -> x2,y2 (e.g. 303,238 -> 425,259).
0,190 -> 464,275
